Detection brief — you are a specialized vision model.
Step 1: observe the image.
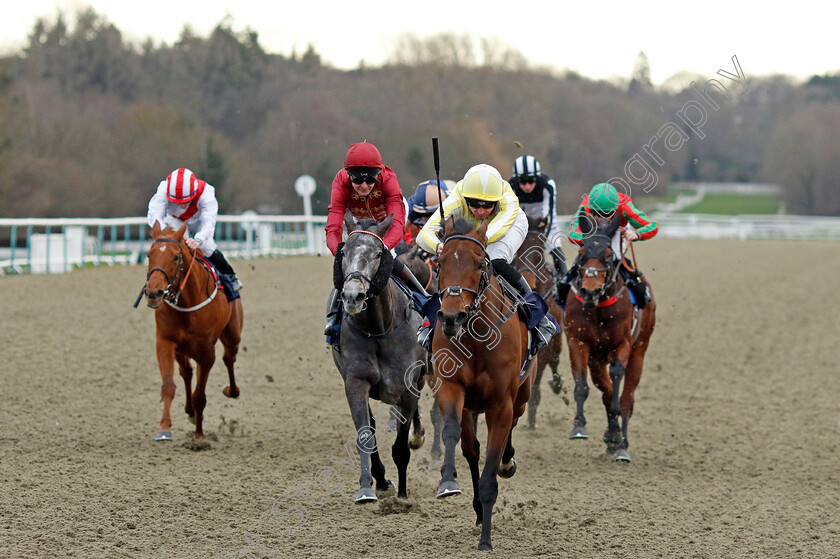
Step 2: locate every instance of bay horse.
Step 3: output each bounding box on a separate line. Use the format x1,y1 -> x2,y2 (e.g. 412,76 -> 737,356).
513,215 -> 565,429
433,217 -> 538,551
143,222 -> 243,441
332,215 -> 429,502
563,212 -> 656,461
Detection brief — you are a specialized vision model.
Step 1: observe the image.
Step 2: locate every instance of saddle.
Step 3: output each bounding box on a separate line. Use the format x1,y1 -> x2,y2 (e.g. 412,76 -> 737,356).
200,258 -> 241,303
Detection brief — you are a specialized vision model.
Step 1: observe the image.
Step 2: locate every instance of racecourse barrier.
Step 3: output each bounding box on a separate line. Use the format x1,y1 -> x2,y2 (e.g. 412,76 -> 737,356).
1,213 -> 839,275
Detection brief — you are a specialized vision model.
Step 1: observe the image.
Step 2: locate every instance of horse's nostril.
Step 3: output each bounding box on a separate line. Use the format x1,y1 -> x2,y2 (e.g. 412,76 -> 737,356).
455,312 -> 468,326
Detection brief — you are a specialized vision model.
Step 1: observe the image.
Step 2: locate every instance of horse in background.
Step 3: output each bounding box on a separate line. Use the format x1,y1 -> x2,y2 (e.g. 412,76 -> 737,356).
332,215 -> 429,502
513,216 -> 565,429
433,217 -> 538,551
563,212 -> 656,461
143,222 -> 243,441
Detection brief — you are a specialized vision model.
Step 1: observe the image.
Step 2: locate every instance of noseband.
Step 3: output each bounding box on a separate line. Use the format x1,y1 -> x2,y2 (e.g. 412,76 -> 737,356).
342,230 -> 387,311
439,235 -> 492,318
576,233 -> 621,303
147,238 -> 184,304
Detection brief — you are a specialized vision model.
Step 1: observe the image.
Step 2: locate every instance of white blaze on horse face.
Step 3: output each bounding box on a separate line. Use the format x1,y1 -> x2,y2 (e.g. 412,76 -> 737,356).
159,246 -> 166,252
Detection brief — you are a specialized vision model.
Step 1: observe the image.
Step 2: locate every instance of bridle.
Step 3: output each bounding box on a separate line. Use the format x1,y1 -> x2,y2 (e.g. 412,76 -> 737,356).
438,235 -> 492,319
574,233 -> 621,303
146,238 -> 186,305
342,230 -> 386,312
135,237 -> 218,312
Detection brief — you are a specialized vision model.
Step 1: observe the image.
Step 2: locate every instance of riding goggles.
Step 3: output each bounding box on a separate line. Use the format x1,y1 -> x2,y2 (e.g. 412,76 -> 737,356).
465,198 -> 497,209
348,170 -> 380,185
519,175 -> 537,184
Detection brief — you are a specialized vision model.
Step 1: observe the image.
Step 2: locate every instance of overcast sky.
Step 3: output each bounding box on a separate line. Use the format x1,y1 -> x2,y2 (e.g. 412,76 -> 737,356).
1,1 -> 833,85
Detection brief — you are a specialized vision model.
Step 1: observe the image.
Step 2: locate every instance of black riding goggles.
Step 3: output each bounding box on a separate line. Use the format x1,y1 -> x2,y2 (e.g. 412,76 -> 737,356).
465,198 -> 497,210
348,170 -> 380,185
519,175 -> 537,184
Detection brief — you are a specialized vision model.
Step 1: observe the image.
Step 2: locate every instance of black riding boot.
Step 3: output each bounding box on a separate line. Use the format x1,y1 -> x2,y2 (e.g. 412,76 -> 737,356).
208,250 -> 242,291
619,260 -> 648,309
550,247 -> 568,276
555,264 -> 578,309
492,259 -> 556,354
393,258 -> 430,298
324,288 -> 342,338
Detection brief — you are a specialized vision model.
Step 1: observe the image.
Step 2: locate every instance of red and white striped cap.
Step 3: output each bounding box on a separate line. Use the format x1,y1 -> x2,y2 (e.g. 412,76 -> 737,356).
165,168 -> 199,202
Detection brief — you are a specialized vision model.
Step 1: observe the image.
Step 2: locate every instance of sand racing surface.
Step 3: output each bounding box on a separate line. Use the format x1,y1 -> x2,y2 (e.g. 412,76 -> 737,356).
1,238 -> 839,558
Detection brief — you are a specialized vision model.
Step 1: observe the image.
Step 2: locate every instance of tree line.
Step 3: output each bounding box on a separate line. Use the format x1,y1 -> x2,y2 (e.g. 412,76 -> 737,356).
0,8 -> 838,218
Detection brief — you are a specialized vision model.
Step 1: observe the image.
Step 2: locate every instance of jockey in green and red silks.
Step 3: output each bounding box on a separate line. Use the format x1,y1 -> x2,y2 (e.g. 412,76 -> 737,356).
559,183 -> 658,309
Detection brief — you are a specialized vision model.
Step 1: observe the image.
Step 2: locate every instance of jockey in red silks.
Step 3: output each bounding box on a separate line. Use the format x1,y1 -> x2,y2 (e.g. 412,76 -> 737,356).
323,142 -> 429,339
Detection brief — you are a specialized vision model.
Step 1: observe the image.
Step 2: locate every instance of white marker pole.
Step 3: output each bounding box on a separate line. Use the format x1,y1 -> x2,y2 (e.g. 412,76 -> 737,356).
294,175 -> 317,254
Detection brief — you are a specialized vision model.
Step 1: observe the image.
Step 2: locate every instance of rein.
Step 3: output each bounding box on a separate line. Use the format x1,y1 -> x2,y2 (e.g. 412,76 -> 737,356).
135,237 -> 219,312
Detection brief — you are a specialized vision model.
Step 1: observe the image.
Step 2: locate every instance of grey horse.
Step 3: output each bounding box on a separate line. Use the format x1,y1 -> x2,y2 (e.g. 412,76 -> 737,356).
332,215 -> 430,502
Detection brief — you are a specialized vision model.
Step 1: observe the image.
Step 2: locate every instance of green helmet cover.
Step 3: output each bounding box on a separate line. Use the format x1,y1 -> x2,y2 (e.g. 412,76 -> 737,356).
589,183 -> 619,213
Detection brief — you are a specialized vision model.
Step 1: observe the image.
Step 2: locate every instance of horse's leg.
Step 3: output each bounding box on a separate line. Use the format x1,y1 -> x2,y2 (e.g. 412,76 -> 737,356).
409,406 -> 425,450
343,380 -> 377,503
476,400 -> 514,551
526,364 -> 544,430
430,395 -> 443,466
436,381 -> 465,498
367,406 -> 392,493
392,403 -> 416,499
614,349 -> 646,462
220,301 -> 242,398
175,352 -> 195,421
604,342 -> 632,456
460,411 -> 482,525
155,338 -> 177,439
190,349 -> 216,439
568,339 -> 590,439
498,429 -> 517,479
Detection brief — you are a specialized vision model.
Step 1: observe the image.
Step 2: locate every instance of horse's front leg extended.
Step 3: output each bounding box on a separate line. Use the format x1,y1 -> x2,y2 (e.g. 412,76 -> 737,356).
460,411 -> 481,525
605,342 -> 631,451
392,403 -> 416,499
436,381 -> 465,498
568,338 -> 590,439
155,339 -> 177,439
344,378 -> 377,503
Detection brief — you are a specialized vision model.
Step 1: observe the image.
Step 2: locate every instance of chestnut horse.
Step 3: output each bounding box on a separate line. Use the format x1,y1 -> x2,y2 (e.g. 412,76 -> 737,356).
513,215 -> 565,429
143,222 -> 244,441
564,212 -> 655,461
433,217 -> 538,551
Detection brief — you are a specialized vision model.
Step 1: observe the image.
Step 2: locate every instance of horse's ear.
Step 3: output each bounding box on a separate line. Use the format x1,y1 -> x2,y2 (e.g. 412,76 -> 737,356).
151,221 -> 161,236
176,222 -> 188,240
476,221 -> 488,242
376,213 -> 394,238
604,211 -> 622,237
344,210 -> 357,234
442,215 -> 455,238
579,212 -> 593,236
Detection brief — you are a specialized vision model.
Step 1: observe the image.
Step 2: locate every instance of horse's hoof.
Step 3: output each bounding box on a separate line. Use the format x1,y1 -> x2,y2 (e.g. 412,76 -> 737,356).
611,448 -> 631,462
569,426 -> 589,439
549,377 -> 563,394
354,487 -> 377,503
436,480 -> 461,498
376,479 -> 394,493
498,457 -> 517,479
409,432 -> 425,450
188,415 -> 197,425
154,430 -> 172,441
223,386 -> 240,399
478,541 -> 493,551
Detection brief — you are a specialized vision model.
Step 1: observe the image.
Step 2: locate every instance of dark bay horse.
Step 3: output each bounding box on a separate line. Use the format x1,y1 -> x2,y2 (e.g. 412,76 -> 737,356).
563,213 -> 656,461
143,222 -> 243,441
433,217 -> 538,551
513,216 -> 565,429
332,215 -> 429,502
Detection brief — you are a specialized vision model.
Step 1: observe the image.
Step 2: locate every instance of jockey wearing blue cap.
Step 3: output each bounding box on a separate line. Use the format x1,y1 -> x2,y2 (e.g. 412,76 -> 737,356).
405,179 -> 455,242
